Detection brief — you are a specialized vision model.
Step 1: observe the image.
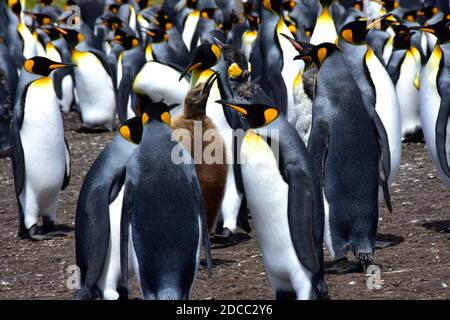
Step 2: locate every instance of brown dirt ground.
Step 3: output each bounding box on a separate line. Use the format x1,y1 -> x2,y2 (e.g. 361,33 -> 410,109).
0,112 -> 449,300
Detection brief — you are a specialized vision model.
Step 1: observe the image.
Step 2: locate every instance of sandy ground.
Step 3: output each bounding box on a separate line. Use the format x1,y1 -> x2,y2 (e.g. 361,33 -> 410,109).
0,112 -> 449,300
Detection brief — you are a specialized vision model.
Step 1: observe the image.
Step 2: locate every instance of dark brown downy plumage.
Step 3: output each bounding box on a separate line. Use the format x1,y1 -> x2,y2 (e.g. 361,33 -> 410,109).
171,73 -> 227,234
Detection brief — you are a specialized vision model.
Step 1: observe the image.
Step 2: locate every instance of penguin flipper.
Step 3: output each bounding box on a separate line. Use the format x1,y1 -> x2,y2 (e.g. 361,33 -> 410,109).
119,182 -> 134,295
52,68 -> 72,100
435,92 -> 450,178
191,176 -> 212,278
62,137 -> 71,190
286,165 -> 320,275
117,68 -> 133,123
371,112 -> 392,212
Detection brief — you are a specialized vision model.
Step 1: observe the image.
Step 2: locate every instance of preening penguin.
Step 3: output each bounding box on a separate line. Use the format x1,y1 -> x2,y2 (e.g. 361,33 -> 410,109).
413,20 -> 450,188
74,117 -> 142,300
289,41 -> 391,270
172,72 -> 228,233
216,99 -> 327,300
119,97 -> 212,300
11,56 -> 72,240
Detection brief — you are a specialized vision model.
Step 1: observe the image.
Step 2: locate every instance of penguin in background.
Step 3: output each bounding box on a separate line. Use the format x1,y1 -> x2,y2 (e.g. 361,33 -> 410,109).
73,0 -> 107,31
310,0 -> 338,45
119,97 -> 212,300
0,68 -> 11,158
0,34 -> 18,104
133,28 -> 190,118
189,0 -> 219,52
57,27 -> 117,131
11,56 -> 72,240
216,99 -> 327,299
240,13 -> 259,63
180,0 -> 202,49
412,20 -> 450,188
113,30 -> 145,123
339,19 -> 402,188
386,25 -> 423,141
74,116 -> 142,300
287,40 -> 391,270
31,0 -> 62,21
172,72 -> 228,233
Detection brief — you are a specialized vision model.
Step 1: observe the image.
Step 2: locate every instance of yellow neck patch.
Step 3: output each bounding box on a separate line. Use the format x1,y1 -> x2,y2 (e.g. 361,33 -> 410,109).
228,63 -> 243,79
145,44 -> 153,61
264,108 -> 278,125
211,44 -> 221,61
142,112 -> 149,125
33,76 -> 52,88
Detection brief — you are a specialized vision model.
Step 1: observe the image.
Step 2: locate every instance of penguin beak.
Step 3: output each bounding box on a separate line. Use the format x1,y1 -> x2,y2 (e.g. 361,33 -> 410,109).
215,100 -> 248,116
211,36 -> 225,49
280,33 -> 305,52
179,62 -> 202,81
49,63 -> 76,69
366,13 -> 393,29
201,71 -> 219,95
55,27 -> 68,35
408,26 -> 435,34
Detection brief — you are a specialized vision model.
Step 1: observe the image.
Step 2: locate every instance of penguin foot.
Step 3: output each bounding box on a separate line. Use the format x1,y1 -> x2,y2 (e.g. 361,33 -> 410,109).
211,227 -> 234,244
355,252 -> 374,270
42,219 -> 67,238
324,257 -> 363,274
28,224 -> 51,241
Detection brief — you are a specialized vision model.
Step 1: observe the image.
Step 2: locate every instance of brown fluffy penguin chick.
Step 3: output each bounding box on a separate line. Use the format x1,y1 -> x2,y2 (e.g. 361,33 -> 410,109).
171,74 -> 227,234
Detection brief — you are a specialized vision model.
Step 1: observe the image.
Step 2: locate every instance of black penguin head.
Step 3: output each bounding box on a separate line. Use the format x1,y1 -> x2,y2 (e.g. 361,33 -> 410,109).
281,34 -> 339,68
8,0 -> 22,17
39,26 -> 61,40
403,10 -> 418,23
56,27 -> 84,46
136,0 -> 152,10
382,0 -> 399,11
184,72 -> 219,118
154,10 -> 174,31
186,0 -> 198,10
101,16 -> 124,31
243,0 -> 255,15
391,24 -> 414,49
23,56 -> 74,76
38,0 -> 53,6
409,19 -> 450,44
119,116 -> 144,144
113,29 -> 140,50
353,1 -> 363,11
24,11 -> 53,26
107,4 -> 121,15
144,27 -> 169,43
262,0 -> 282,14
221,44 -> 250,81
64,0 -> 77,12
282,0 -> 296,12
179,43 -> 221,80
247,13 -> 260,31
340,20 -> 369,45
416,6 -> 439,22
138,96 -> 178,127
216,100 -> 279,128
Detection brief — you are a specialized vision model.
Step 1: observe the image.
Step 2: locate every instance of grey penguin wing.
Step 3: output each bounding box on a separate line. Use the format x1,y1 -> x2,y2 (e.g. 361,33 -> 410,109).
190,173 -> 212,277
119,181 -> 134,292
285,162 -> 320,275
436,66 -> 450,178
62,136 -> 71,190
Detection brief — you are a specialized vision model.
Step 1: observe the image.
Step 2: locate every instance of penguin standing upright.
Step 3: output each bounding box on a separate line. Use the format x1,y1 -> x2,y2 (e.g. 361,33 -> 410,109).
74,117 -> 142,300
287,41 -> 391,270
57,28 -> 117,131
412,20 -> 450,188
339,19 -> 402,187
216,99 -> 327,300
172,72 -> 227,233
10,56 -> 72,240
119,98 -> 212,300
0,67 -> 11,157
386,25 -> 422,141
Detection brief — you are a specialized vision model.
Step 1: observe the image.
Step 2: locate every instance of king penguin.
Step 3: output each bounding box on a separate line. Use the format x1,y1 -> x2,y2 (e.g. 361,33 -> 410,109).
339,19 -> 402,188
57,27 -> 117,131
74,116 -> 142,300
413,20 -> 450,188
11,56 -> 72,240
310,0 -> 338,45
216,99 -> 327,300
288,41 -> 391,270
172,72 -> 227,234
119,97 -> 212,300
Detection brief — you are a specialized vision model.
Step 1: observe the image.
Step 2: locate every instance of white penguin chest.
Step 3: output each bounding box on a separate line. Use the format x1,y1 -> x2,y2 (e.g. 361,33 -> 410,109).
240,133 -> 300,275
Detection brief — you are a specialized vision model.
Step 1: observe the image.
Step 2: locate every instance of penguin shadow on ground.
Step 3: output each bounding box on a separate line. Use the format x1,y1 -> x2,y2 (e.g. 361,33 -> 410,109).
210,232 -> 252,249
76,127 -> 113,134
34,224 -> 74,237
324,234 -> 404,275
199,258 -> 238,268
422,220 -> 450,239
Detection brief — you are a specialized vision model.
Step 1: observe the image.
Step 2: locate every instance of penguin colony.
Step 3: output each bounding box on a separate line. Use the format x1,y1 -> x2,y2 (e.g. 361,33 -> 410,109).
0,0 -> 448,300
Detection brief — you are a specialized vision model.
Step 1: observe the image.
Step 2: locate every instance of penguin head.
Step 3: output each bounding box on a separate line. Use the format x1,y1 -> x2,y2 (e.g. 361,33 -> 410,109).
409,19 -> 450,44
136,0 -> 152,10
179,43 -> 221,80
392,24 -> 413,49
403,10 -> 418,23
416,6 -> 439,23
282,0 -> 296,12
154,10 -> 174,31
25,11 -> 53,26
382,0 -> 399,11
243,0 -> 255,15
184,71 -> 219,118
352,1 -> 363,11
38,0 -> 53,6
56,27 -> 84,46
23,56 -> 74,77
119,116 -> 144,144
101,16 -> 124,31
281,34 -> 339,68
318,0 -> 334,8
107,4 -> 121,15
247,13 -> 260,31
8,0 -> 22,17
144,28 -> 169,43
186,0 -> 198,10
113,29 -> 140,50
340,20 -> 370,45
39,26 -> 61,40
216,100 -> 279,128
64,0 -> 77,12
138,96 -> 178,127
262,0 -> 282,14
